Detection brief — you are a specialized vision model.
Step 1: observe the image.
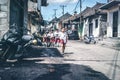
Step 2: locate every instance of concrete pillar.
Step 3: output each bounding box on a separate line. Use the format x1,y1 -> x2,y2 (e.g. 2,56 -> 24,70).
93,18 -> 100,37
82,19 -> 89,36
93,19 -> 95,36
118,10 -> 120,37
107,12 -> 113,37
0,0 -> 9,39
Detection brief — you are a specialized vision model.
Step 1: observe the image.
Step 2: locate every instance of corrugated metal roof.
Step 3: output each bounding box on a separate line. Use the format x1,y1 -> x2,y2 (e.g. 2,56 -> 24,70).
100,1 -> 120,9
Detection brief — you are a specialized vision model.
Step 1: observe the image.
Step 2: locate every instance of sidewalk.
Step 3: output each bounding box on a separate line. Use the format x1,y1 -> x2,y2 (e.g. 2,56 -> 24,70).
97,38 -> 120,49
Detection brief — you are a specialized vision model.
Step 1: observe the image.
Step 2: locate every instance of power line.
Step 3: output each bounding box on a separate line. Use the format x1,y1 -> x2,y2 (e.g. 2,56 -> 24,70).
73,0 -> 80,12
73,0 -> 85,13
79,0 -> 82,13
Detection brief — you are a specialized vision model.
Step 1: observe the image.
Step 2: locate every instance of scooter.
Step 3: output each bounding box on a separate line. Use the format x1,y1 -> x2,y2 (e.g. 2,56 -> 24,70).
84,35 -> 96,44
0,24 -> 37,62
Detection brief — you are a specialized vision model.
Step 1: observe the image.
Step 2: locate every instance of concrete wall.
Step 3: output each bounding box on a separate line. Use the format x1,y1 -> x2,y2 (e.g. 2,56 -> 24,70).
82,19 -> 89,36
118,10 -> 120,37
82,17 -> 101,37
0,0 -> 9,39
92,18 -> 100,37
107,6 -> 120,37
107,12 -> 113,37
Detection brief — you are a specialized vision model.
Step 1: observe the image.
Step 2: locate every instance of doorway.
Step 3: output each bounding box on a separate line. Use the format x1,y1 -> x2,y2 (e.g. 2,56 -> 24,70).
89,23 -> 93,36
10,0 -> 24,31
113,11 -> 118,37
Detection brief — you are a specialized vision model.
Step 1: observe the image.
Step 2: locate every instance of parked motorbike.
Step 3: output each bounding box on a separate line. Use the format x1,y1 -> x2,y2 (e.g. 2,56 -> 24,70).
32,32 -> 43,46
84,35 -> 96,44
0,24 -> 37,62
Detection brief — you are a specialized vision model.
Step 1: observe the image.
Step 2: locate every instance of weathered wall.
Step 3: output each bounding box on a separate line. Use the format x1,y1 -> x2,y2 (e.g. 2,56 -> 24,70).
107,6 -> 120,37
0,0 -> 9,39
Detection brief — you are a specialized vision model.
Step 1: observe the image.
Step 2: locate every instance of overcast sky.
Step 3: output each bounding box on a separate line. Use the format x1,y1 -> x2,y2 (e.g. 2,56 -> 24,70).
41,0 -> 107,21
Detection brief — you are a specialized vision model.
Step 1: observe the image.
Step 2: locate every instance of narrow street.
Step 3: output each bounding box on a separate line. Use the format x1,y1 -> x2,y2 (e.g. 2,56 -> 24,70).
0,0 -> 120,80
0,40 -> 119,80
63,40 -> 120,80
36,40 -> 120,80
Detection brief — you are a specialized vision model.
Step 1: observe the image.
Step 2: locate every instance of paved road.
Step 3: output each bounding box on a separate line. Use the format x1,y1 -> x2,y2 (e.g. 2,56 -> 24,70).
38,40 -> 120,80
63,40 -> 120,80
0,40 -> 119,80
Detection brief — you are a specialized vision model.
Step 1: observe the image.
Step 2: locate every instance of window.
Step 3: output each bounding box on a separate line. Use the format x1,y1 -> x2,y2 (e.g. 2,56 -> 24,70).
95,19 -> 98,28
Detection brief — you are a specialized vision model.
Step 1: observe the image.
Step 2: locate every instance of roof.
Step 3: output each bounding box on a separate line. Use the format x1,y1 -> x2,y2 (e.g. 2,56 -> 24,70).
58,13 -> 72,21
30,0 -> 48,6
69,2 -> 105,21
83,2 -> 105,18
50,17 -> 59,23
30,0 -> 37,2
100,1 -> 120,9
28,11 -> 43,23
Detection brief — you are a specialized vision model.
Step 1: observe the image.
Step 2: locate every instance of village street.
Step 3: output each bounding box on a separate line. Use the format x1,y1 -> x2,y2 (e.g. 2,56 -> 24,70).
0,39 -> 120,80
63,40 -> 120,80
0,0 -> 120,80
34,40 -> 120,80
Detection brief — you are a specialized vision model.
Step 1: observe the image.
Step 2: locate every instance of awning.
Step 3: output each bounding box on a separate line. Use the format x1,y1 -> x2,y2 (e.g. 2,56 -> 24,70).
100,1 -> 120,9
30,0 -> 37,3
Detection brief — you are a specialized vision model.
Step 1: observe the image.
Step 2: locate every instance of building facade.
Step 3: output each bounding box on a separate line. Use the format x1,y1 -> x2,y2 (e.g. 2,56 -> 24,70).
101,0 -> 120,37
0,0 -> 29,39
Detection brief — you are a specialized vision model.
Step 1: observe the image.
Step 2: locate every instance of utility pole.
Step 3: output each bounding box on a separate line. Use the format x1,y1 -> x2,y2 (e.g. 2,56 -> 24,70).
53,9 -> 57,18
79,0 -> 82,14
60,5 -> 66,15
78,0 -> 82,40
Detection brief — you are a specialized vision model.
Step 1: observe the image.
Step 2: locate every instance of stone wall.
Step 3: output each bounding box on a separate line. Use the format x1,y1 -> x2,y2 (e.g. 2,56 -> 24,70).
0,0 -> 9,39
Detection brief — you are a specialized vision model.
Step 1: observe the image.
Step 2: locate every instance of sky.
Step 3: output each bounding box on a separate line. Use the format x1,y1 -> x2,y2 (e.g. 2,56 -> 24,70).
41,0 -> 107,21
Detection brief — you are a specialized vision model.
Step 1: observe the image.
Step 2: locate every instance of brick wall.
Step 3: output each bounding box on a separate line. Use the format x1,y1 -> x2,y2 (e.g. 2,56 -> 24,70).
0,0 -> 9,39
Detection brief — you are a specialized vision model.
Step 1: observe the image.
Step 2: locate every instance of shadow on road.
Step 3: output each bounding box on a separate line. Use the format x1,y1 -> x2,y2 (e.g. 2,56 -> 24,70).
0,60 -> 110,80
19,46 -> 63,59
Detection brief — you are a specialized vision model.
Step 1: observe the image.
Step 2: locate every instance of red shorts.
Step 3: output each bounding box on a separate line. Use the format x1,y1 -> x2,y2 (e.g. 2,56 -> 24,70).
60,39 -> 66,44
43,37 -> 50,42
55,38 -> 60,43
50,37 -> 55,43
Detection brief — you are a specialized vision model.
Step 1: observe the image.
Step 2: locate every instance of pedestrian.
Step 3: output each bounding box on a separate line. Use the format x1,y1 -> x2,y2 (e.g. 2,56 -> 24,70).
50,30 -> 55,47
54,29 -> 60,47
42,32 -> 48,47
59,28 -> 68,53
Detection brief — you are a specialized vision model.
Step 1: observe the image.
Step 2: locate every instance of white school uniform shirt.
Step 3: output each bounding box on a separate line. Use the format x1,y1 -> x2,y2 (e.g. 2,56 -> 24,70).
50,33 -> 54,38
59,32 -> 67,43
54,31 -> 60,38
47,33 -> 51,37
47,33 -> 54,38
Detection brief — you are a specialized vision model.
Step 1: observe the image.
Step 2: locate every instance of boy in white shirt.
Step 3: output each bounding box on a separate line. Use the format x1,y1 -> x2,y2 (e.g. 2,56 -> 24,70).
59,28 -> 68,53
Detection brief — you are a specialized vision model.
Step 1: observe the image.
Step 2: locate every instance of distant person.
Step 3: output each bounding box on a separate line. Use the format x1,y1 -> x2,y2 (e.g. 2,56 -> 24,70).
54,29 -> 60,47
50,30 -> 55,47
59,28 -> 68,53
